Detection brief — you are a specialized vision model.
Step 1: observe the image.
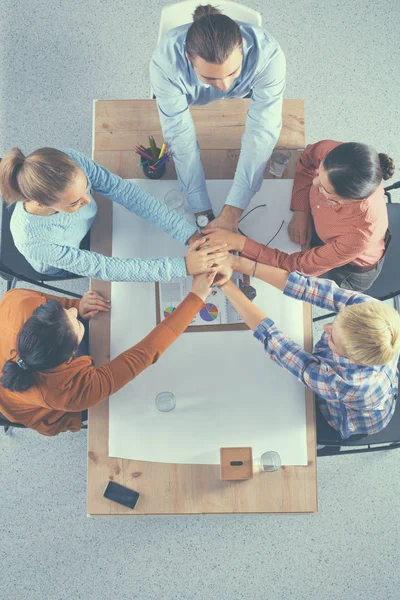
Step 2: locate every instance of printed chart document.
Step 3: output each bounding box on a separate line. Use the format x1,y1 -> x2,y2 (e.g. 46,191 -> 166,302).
109,179 -> 309,466
157,273 -> 249,330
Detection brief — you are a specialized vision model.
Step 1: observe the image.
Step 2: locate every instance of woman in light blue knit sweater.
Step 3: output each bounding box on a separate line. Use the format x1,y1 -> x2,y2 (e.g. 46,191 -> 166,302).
0,148 -> 227,282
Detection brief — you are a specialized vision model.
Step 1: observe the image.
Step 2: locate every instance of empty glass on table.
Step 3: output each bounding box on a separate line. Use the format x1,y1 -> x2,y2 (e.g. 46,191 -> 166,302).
155,391 -> 176,412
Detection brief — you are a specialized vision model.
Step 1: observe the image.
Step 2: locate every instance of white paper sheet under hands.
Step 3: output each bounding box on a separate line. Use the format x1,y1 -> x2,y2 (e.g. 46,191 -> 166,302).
108,179 -> 309,466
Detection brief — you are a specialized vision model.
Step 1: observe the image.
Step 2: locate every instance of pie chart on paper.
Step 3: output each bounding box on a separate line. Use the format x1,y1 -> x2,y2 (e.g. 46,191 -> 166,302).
164,306 -> 176,318
200,303 -> 219,322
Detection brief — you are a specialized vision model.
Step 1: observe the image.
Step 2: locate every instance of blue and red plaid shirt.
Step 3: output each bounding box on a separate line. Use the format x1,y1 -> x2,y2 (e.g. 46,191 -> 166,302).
254,271 -> 398,439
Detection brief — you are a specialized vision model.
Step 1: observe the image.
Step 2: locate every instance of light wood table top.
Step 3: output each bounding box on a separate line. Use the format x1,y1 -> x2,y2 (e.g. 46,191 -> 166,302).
88,98 -> 317,515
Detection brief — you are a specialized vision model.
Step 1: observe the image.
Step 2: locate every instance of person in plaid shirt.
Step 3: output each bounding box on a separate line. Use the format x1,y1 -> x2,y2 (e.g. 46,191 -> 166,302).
217,257 -> 400,439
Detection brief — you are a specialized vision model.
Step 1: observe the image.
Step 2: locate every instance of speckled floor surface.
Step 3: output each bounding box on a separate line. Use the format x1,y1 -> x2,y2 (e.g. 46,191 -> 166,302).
1,1 -> 400,599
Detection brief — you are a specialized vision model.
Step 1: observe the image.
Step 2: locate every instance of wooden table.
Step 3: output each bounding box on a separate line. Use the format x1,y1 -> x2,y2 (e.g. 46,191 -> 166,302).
88,99 -> 317,515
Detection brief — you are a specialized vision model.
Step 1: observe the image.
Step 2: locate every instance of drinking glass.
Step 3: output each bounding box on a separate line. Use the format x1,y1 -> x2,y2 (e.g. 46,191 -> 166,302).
164,189 -> 185,213
155,392 -> 176,412
269,148 -> 291,177
260,451 -> 281,472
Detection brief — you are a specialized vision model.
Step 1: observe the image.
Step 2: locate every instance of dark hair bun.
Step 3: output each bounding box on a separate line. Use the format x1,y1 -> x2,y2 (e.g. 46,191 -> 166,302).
193,4 -> 221,20
378,153 -> 395,180
0,360 -> 35,393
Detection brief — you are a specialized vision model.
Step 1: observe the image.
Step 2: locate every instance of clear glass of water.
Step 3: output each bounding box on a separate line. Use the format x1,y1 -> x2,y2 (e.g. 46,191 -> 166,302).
269,148 -> 291,177
155,392 -> 176,412
260,451 -> 281,472
164,189 -> 185,213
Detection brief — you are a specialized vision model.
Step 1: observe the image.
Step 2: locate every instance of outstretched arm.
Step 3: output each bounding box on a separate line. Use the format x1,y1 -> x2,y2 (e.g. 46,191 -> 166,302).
62,149 -> 198,245
27,242 -> 188,282
219,279 -> 341,407
48,273 -> 215,413
228,254 -> 369,313
202,223 -> 368,277
150,59 -> 212,215
232,255 -> 289,292
225,46 -> 286,214
220,279 -> 267,331
208,248 -> 290,292
26,238 -> 227,283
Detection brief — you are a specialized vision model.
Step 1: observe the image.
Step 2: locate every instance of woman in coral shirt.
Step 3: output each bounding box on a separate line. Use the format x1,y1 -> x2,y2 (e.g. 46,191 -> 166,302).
204,140 -> 395,291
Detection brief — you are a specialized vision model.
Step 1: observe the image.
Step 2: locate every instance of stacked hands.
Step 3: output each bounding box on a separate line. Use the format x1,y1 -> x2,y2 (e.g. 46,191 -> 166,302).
78,228 -> 246,319
79,215 -> 305,317
184,228 -> 246,300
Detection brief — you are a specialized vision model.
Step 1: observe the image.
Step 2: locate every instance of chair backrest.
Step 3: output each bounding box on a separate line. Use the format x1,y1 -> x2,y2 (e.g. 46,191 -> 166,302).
316,366 -> 400,448
0,410 -> 27,430
0,203 -> 47,281
0,202 -> 89,283
367,202 -> 400,301
157,0 -> 262,43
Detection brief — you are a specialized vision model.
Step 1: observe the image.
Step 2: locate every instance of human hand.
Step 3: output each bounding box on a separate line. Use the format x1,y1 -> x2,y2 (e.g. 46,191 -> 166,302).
201,227 -> 246,252
213,255 -> 234,287
191,272 -> 216,302
186,230 -> 203,246
78,290 -> 111,320
288,211 -> 312,246
206,205 -> 243,232
185,238 -> 228,275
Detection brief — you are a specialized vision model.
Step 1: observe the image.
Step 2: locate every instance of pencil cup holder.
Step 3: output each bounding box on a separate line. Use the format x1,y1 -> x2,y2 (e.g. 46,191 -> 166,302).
141,147 -> 166,180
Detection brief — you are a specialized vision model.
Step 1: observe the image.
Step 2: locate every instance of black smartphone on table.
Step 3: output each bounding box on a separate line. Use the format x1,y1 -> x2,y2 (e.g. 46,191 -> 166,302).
103,481 -> 140,509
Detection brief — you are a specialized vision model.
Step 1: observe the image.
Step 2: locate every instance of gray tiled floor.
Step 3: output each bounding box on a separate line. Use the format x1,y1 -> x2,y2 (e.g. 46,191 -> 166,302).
1,1 -> 400,599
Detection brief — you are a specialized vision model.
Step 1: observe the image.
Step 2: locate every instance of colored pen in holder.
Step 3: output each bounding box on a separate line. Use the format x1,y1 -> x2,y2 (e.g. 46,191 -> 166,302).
135,138 -> 170,180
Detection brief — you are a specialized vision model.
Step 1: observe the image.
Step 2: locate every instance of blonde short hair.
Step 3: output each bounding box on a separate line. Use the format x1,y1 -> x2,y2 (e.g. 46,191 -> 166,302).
337,301 -> 400,366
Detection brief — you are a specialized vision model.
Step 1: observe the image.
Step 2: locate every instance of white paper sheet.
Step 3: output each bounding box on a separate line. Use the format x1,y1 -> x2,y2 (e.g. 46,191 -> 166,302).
108,179 -> 309,465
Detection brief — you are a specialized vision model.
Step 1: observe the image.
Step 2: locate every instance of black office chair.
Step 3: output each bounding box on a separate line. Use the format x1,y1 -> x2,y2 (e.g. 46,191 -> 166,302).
0,411 -> 88,434
313,180 -> 400,323
0,203 -> 90,299
316,367 -> 400,456
0,412 -> 27,433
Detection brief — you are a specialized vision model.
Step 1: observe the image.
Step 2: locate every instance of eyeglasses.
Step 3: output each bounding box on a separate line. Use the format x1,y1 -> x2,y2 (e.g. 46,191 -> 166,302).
238,204 -> 285,246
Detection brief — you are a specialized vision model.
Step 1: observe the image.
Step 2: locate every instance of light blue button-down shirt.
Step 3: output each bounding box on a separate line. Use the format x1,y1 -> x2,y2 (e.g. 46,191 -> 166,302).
150,22 -> 286,213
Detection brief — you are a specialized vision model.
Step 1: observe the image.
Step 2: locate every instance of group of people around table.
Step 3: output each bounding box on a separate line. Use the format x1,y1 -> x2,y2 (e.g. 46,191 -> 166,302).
0,5 -> 399,444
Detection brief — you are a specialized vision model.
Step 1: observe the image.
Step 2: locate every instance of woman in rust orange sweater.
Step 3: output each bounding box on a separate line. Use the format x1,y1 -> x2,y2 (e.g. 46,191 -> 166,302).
0,274 -> 214,436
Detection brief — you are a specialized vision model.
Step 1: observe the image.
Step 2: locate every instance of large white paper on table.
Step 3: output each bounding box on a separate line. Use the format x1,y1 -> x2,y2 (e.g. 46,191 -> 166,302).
109,179 -> 309,465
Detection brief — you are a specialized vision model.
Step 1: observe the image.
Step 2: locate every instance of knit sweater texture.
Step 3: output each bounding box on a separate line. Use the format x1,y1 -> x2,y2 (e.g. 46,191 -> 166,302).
10,149 -> 197,281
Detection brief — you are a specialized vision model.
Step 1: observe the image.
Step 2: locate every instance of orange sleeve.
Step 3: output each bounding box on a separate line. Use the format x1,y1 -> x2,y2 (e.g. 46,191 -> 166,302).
242,234 -> 367,276
47,292 -> 204,412
290,140 -> 341,213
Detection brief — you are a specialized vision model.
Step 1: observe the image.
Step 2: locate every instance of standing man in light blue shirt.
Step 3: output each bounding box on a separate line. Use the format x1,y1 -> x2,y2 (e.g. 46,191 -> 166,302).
150,4 -> 286,231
